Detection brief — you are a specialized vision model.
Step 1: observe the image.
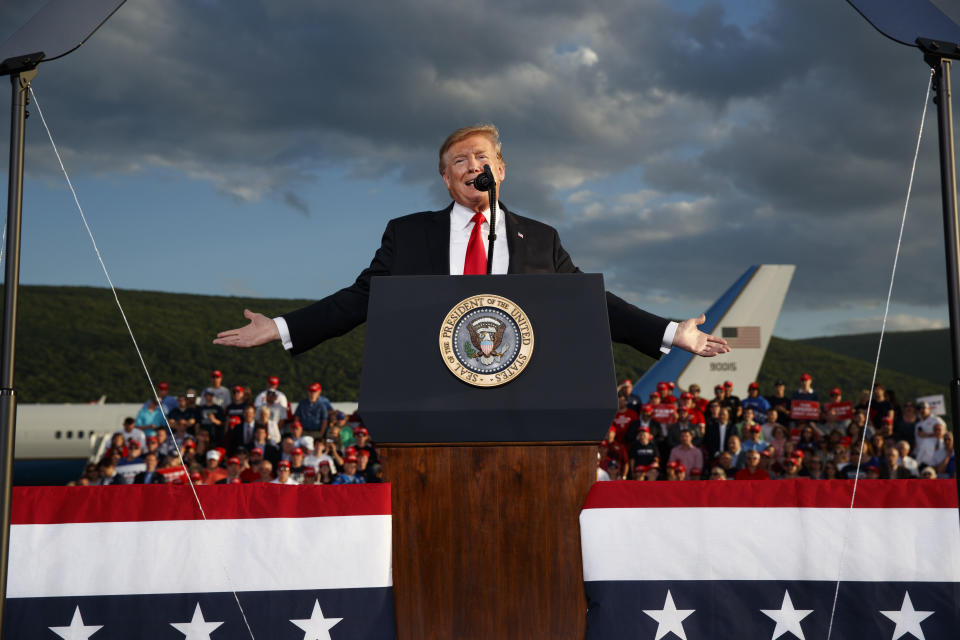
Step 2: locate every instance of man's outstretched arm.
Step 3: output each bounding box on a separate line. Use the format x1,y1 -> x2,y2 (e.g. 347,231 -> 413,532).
213,309 -> 280,348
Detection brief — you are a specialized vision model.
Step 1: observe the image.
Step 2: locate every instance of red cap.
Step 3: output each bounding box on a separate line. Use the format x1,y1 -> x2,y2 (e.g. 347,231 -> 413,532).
882,416 -> 894,424
211,370 -> 222,378
251,447 -> 263,456
657,382 -> 668,391
356,427 -> 369,436
147,435 -> 158,443
667,461 -> 678,469
840,436 -> 852,446
636,465 -> 648,473
715,385 -> 723,392
790,450 -> 804,460
641,404 -> 652,413
750,425 -> 762,432
649,393 -> 659,400
190,471 -> 202,481
158,382 -> 169,390
676,464 -> 686,473
830,388 -> 842,396
345,454 -> 358,464
229,416 -> 242,426
227,457 -> 241,465
308,382 -> 322,393
233,385 -> 245,393
621,379 -> 632,386
128,438 -> 141,448
357,449 -> 370,457
681,392 -> 693,400
268,376 -> 280,386
278,460 -> 291,469
748,382 -> 759,390
229,477 -> 242,484
638,425 -> 651,433
183,438 -> 196,449
304,467 -> 317,477
723,381 -> 734,388
318,460 -> 331,468
292,447 -> 303,455
668,382 -> 676,390
800,373 -> 812,381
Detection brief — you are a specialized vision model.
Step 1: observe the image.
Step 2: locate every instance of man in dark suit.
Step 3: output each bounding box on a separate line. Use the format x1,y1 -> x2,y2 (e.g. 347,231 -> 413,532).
214,125 -> 729,360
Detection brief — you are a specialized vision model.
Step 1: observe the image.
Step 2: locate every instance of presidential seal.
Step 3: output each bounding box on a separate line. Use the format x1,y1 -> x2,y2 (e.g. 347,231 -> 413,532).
438,294 -> 534,387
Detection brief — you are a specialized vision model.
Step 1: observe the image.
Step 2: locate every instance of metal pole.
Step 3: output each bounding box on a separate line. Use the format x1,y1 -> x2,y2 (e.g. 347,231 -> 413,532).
0,67 -> 34,638
930,59 -> 960,513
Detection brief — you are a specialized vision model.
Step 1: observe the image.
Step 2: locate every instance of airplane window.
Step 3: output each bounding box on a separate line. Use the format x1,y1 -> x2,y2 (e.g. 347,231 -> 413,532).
77,430 -> 84,438
66,431 -> 73,439
55,431 -> 61,439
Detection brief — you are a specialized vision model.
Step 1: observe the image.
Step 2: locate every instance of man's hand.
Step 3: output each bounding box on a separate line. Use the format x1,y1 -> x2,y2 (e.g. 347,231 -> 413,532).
213,309 -> 280,348
673,314 -> 731,357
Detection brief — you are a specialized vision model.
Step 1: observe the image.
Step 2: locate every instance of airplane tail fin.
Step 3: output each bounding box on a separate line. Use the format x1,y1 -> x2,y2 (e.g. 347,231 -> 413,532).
631,264 -> 795,401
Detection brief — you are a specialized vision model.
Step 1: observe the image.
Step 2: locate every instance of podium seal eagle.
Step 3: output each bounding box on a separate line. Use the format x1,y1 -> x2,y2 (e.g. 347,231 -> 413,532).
438,294 -> 534,387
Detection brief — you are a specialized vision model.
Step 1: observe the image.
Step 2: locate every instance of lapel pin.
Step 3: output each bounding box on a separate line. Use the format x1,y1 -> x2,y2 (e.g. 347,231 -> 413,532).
517,232 -> 524,239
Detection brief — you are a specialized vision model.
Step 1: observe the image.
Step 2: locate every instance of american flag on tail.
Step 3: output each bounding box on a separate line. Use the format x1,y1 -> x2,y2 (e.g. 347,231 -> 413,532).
580,480 -> 960,639
720,325 -> 761,348
8,484 -> 395,639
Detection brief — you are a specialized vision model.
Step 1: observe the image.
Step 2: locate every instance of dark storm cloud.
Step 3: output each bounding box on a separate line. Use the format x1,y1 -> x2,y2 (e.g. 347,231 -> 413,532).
0,0 -> 951,317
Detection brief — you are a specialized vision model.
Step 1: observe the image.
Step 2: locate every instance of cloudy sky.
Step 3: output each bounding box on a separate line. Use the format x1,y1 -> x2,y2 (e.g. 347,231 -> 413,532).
0,0 -> 958,339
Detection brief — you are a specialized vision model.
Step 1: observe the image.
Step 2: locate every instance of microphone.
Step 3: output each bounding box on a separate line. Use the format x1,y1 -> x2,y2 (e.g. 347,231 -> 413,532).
472,164 -> 496,192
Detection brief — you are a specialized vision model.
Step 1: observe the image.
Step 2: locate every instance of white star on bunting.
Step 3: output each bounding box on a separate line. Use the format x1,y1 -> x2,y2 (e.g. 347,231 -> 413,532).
290,599 -> 343,640
170,603 -> 224,640
879,591 -> 934,640
642,589 -> 695,640
48,606 -> 103,640
760,590 -> 813,640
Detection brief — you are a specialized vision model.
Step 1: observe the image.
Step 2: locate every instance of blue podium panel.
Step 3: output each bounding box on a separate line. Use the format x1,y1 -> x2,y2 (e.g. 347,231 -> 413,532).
360,274 -> 618,444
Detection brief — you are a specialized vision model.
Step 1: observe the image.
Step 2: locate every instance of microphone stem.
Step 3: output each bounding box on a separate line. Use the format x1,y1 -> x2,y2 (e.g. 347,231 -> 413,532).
486,186 -> 497,275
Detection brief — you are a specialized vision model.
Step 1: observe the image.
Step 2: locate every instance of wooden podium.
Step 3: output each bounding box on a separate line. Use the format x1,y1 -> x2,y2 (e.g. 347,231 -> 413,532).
360,275 -> 616,639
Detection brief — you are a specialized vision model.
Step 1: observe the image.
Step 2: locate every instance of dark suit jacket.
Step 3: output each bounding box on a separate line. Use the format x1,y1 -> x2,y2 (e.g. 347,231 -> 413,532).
133,470 -> 166,484
704,420 -> 740,459
282,203 -> 670,358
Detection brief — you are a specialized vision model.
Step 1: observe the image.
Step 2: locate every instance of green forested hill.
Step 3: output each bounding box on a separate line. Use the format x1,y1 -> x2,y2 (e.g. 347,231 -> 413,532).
2,285 -> 950,409
801,329 -> 951,387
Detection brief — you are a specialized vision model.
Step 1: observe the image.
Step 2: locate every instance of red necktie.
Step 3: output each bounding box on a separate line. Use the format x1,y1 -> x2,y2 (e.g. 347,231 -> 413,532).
463,212 -> 487,275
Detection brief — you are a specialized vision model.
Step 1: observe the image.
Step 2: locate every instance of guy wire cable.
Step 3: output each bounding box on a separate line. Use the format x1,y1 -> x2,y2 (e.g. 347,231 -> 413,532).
29,86 -> 257,640
825,68 -> 934,640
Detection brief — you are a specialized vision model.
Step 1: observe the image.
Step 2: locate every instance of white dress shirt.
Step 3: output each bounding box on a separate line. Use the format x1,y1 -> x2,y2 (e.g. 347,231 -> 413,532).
275,204 -> 677,354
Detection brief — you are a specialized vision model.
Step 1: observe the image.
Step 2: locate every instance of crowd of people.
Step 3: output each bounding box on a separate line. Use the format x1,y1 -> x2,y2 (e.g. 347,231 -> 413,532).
72,369 -> 956,487
74,370 -> 379,487
599,374 -> 956,481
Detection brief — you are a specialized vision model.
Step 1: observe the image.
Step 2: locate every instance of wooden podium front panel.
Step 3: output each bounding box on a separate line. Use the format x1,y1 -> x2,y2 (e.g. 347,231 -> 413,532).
380,444 -> 596,639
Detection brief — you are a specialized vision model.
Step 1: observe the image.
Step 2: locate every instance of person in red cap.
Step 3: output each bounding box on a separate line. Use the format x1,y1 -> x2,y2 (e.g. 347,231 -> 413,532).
722,380 -> 741,415
332,454 -> 366,484
317,459 -> 334,484
741,382 -> 770,424
221,415 -> 245,456
302,466 -> 319,485
146,381 -> 178,416
657,381 -> 678,405
241,448 -> 264,482
272,460 -> 298,485
289,446 -> 307,483
216,456 -> 245,484
610,389 -> 639,444
354,427 -> 378,465
792,373 -> 818,402
628,425 -> 658,476
599,427 -> 628,478
254,376 -> 289,412
204,370 -> 231,408
735,449 -> 770,480
225,385 -> 249,422
294,382 -> 331,434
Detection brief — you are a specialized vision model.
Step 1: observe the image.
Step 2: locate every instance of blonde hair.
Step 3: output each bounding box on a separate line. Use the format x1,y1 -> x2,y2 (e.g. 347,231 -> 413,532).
438,123 -> 504,174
